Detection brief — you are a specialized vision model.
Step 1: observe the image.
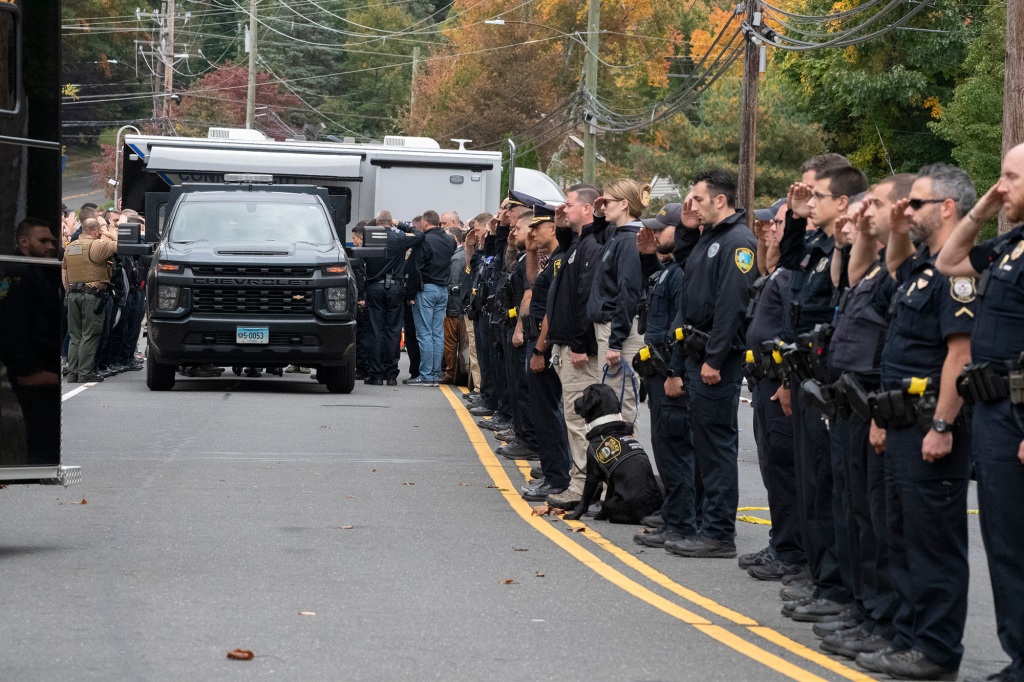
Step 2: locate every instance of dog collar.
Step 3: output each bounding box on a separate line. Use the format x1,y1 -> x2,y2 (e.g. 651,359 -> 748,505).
586,414 -> 624,430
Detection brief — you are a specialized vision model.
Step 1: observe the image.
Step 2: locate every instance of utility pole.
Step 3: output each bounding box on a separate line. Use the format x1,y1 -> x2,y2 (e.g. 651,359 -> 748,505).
737,0 -> 761,215
1001,0 -> 1022,233
162,0 -> 175,126
582,0 -> 600,184
411,46 -> 420,112
245,0 -> 258,130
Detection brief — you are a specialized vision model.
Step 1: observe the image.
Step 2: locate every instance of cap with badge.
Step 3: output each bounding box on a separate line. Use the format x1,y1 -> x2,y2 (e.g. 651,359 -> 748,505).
506,189 -> 546,211
641,203 -> 682,230
528,204 -> 556,228
754,198 -> 786,222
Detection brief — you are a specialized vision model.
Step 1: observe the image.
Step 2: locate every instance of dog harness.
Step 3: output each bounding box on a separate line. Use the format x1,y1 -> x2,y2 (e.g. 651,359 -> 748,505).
590,433 -> 647,477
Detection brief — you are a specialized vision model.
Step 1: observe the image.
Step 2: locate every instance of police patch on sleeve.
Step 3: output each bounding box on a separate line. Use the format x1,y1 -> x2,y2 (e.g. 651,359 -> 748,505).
950,276 -> 976,303
0,277 -> 9,300
734,248 -> 754,274
708,243 -> 720,258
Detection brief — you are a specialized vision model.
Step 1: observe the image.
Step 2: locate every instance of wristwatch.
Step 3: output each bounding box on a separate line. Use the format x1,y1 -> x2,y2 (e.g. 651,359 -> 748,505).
931,418 -> 951,434
532,347 -> 546,356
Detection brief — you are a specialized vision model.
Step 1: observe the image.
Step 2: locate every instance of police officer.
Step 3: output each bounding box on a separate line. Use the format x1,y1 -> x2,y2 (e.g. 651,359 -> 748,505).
541,184 -> 602,509
62,217 -> 117,383
817,175 -> 914,659
629,202 -> 702,549
363,219 -> 425,385
521,207 -> 572,501
350,222 -> 373,380
741,199 -> 806,579
496,212 -> 540,460
936,143 -> 1024,682
778,161 -> 867,618
0,218 -> 62,463
663,169 -> 757,559
856,163 -> 976,680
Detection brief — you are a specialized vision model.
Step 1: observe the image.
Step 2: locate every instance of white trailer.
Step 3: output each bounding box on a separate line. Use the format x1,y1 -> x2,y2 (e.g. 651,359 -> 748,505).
121,130 -> 518,239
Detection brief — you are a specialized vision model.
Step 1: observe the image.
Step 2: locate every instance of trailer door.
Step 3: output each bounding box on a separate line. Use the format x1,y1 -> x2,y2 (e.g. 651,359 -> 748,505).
373,165 -> 488,222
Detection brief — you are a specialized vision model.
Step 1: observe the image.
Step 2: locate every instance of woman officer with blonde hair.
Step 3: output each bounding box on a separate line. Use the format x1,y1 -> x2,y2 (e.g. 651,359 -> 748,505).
586,178 -> 651,427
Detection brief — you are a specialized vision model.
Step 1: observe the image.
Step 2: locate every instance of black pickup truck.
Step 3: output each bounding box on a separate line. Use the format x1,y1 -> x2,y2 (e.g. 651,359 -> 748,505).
124,177 -> 363,393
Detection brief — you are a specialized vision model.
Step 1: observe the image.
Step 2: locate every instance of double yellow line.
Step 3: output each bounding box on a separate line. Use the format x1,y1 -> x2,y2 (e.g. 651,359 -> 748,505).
440,385 -> 873,682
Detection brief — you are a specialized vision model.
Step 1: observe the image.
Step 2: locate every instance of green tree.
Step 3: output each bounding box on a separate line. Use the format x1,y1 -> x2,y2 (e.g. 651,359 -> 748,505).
930,0 -> 1005,190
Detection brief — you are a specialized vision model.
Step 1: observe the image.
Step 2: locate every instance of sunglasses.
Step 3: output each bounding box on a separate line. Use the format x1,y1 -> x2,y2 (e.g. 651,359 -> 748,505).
907,198 -> 949,210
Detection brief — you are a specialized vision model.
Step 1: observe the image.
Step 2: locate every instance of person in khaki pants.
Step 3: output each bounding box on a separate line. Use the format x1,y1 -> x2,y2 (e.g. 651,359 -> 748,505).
62,217 -> 117,383
541,184 -> 603,510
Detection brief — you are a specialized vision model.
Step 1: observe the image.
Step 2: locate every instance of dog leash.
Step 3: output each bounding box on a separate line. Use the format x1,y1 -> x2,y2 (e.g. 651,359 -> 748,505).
601,360 -> 639,425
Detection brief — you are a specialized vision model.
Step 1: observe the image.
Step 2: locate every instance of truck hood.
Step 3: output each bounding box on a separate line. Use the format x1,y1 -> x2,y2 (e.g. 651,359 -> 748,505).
163,240 -> 344,264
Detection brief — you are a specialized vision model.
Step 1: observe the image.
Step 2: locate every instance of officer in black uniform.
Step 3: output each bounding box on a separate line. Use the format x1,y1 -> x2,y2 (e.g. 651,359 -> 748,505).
935,143 -> 1024,682
662,169 -> 757,559
464,216 -> 498,410
858,163 -> 976,681
0,218 -> 62,464
630,203 -> 702,549
817,174 -> 914,659
521,207 -> 572,501
350,223 -> 372,380
742,200 -> 806,579
363,222 -> 424,385
778,162 -> 867,619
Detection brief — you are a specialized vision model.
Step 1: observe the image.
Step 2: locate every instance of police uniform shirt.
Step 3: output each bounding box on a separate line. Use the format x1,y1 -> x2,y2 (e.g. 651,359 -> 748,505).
828,253 -> 896,380
510,254 -> 528,320
368,229 -> 425,283
680,211 -> 758,369
745,267 -> 793,352
644,260 -> 684,348
880,247 -> 977,390
586,220 -> 643,350
780,220 -> 835,342
531,249 -> 564,323
966,225 -> 1024,365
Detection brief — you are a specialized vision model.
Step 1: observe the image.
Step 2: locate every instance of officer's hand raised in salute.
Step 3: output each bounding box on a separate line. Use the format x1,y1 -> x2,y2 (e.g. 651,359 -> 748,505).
787,182 -> 814,219
637,227 -> 658,255
680,198 -> 702,230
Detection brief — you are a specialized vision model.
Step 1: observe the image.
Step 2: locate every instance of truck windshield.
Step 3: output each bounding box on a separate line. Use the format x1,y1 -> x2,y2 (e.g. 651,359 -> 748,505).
169,200 -> 334,244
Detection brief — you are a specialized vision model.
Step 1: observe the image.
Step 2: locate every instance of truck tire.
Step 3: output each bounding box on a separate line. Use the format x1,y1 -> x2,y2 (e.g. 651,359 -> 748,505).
323,359 -> 355,394
146,348 -> 176,391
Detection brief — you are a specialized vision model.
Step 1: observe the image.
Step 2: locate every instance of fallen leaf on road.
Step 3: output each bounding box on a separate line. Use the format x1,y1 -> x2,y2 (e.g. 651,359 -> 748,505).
512,547 -> 529,552
500,579 -> 518,585
320,425 -> 332,429
340,525 -> 354,529
485,485 -> 499,489
402,482 -> 415,486
371,468 -> 377,472
458,482 -> 470,486
531,505 -> 566,517
569,527 -> 585,533
298,611 -> 316,616
346,495 -> 355,499
535,571 -> 545,578
227,649 -> 254,660
635,550 -> 646,554
79,499 -> 87,505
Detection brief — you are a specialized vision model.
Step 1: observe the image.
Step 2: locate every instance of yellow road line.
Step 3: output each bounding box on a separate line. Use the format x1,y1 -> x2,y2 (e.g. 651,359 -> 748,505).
442,385 -> 832,682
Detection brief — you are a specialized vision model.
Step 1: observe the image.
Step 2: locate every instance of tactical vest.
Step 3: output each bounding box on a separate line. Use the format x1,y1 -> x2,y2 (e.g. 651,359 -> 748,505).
590,432 -> 647,477
64,236 -> 112,284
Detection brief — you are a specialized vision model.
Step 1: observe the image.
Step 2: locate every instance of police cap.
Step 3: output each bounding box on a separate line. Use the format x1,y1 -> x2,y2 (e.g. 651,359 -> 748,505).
528,204 -> 556,228
754,198 -> 786,222
641,203 -> 682,230
506,189 -> 546,210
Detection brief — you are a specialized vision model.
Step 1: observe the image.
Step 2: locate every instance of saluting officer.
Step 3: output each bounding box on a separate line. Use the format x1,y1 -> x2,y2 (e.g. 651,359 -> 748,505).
362,219 -> 425,386
630,202 -> 702,550
858,163 -> 976,681
663,169 -> 757,559
62,217 -> 117,383
935,143 -> 1024,682
819,174 -> 914,658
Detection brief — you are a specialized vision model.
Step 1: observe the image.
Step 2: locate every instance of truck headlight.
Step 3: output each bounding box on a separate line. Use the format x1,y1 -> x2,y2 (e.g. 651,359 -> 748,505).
325,286 -> 348,313
157,285 -> 180,310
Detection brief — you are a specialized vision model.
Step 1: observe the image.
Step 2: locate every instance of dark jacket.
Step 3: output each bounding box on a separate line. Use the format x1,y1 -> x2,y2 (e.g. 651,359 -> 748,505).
0,261 -> 62,377
677,210 -> 758,369
416,226 -> 457,287
446,245 -> 468,316
546,223 -> 600,355
587,220 -> 643,350
778,212 -> 835,340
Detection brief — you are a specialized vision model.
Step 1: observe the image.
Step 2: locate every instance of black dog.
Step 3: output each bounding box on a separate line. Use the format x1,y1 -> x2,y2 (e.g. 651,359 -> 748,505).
565,384 -> 663,523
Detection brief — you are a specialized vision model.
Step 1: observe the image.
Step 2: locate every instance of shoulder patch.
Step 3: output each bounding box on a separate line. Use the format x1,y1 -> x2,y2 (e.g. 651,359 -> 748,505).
0,277 -> 9,300
815,257 -> 829,273
734,248 -> 754,274
708,243 -> 721,258
950,276 -> 976,303
1012,241 -> 1024,261
465,265 -> 471,275
864,265 -> 881,281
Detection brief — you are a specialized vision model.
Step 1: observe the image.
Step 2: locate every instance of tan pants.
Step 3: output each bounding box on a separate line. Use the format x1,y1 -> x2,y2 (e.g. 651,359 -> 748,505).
594,320 -> 644,429
443,315 -> 460,378
553,345 -> 600,494
465,316 -> 481,390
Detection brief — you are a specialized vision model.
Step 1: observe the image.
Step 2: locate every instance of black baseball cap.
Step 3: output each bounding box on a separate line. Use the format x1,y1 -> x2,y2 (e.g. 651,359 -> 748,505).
754,198 -> 786,222
641,203 -> 681,230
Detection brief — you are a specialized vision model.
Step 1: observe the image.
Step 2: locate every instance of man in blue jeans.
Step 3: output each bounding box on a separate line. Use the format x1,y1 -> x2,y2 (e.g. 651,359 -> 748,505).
405,210 -> 457,386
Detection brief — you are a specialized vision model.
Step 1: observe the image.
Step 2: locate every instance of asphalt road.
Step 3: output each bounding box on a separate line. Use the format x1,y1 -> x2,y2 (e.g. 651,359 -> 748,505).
0,358 -> 1011,681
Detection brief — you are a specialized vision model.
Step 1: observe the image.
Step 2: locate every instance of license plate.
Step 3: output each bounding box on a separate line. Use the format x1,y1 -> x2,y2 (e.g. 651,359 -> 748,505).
236,327 -> 269,344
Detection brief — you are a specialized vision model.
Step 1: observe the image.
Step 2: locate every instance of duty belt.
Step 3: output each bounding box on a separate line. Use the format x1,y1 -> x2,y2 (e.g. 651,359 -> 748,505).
632,342 -> 670,378
672,325 -> 710,363
69,282 -> 106,294
958,360 -> 1024,405
867,377 -> 937,431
